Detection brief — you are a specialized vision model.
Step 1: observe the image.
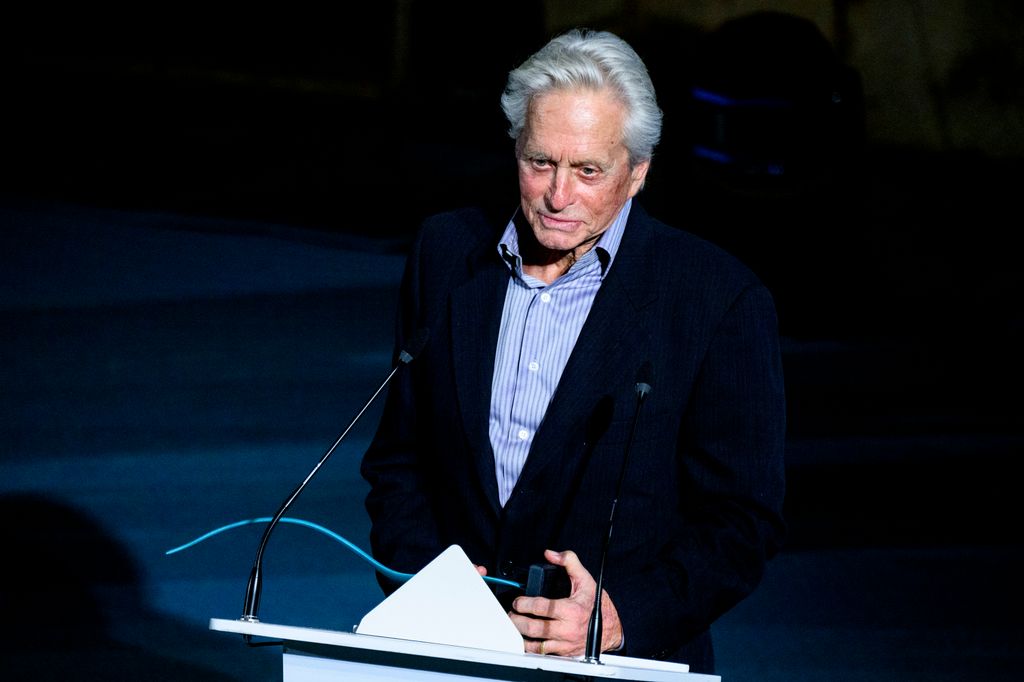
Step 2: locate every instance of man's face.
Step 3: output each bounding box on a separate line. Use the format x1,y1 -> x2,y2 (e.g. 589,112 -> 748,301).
517,88 -> 650,259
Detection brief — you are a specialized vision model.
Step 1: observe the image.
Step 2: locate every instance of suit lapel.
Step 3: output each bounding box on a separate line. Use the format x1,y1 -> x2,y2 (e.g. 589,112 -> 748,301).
450,242 -> 508,513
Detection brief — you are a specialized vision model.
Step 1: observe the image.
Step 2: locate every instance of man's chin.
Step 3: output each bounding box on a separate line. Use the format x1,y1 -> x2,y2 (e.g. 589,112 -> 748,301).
530,220 -> 585,244
519,216 -> 592,256
534,233 -> 583,255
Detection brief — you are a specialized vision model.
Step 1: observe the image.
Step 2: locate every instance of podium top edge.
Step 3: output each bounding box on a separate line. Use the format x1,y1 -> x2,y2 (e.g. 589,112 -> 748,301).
209,618 -> 717,681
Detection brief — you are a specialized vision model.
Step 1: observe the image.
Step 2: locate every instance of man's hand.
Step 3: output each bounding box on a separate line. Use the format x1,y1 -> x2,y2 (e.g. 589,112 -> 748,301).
509,549 -> 622,657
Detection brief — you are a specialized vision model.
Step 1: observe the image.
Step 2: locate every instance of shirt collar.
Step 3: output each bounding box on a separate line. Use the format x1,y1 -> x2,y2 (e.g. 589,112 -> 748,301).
498,198 -> 633,279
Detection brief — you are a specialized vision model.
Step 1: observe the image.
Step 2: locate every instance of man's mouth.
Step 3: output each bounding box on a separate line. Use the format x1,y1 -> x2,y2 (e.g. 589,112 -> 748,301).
538,213 -> 581,231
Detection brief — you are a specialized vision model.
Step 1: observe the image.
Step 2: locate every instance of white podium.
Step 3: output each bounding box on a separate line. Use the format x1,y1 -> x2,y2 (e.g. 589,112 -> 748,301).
211,545 -> 720,681
209,618 -> 721,682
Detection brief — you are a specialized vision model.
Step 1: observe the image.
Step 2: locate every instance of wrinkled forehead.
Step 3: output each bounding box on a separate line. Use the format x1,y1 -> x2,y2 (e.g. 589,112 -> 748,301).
519,87 -> 628,151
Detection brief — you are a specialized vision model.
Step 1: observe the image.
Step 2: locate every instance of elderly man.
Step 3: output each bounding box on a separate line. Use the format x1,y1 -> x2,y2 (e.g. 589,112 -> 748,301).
360,28 -> 786,674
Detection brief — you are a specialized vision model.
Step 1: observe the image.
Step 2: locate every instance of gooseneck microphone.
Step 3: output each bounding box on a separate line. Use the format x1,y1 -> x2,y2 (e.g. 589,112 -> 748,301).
584,361 -> 653,664
240,328 -> 430,625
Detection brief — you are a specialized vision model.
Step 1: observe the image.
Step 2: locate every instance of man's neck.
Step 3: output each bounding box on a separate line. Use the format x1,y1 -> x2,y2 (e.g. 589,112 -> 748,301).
521,249 -> 578,285
517,222 -> 601,285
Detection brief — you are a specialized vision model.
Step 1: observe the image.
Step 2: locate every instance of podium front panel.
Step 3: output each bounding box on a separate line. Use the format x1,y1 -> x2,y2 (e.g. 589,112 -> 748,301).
284,650 -> 501,682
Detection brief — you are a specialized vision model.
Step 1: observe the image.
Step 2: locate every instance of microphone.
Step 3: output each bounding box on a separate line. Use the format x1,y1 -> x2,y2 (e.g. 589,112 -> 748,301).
584,361 -> 653,664
240,327 -> 430,626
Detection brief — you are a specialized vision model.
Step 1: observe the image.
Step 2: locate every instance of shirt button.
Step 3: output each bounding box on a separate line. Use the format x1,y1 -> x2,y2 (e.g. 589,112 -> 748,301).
540,292 -> 551,303
528,361 -> 539,372
518,429 -> 529,440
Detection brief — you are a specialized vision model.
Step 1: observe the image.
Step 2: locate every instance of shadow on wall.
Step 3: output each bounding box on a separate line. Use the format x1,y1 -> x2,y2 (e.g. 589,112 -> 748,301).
0,493 -> 274,681
639,11 -> 868,340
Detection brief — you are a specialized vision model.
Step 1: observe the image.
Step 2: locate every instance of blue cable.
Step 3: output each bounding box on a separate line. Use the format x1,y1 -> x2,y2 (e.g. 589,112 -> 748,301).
166,516 -> 523,589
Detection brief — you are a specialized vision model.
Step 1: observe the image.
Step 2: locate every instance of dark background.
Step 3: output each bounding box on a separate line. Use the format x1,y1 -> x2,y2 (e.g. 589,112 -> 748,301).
2,3 -> 1022,680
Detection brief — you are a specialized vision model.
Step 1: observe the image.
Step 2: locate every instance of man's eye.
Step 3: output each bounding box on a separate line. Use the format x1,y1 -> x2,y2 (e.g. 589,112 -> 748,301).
580,166 -> 599,176
531,159 -> 550,169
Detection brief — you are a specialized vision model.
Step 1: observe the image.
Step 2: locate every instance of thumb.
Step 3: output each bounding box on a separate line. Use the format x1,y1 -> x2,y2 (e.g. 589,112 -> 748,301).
544,549 -> 594,585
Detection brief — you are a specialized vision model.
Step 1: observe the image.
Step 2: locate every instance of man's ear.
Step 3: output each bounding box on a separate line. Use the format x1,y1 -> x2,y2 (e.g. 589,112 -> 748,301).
628,159 -> 651,196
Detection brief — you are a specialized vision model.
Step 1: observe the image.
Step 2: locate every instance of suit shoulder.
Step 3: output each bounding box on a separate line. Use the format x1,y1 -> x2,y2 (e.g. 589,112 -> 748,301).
405,207 -> 505,287
644,213 -> 764,290
417,207 -> 502,254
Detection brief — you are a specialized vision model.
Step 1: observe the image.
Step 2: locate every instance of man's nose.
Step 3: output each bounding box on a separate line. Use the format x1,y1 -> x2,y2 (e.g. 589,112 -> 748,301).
546,168 -> 574,210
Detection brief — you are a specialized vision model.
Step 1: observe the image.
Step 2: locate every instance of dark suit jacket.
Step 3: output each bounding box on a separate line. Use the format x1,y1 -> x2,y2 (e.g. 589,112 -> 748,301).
360,202 -> 786,673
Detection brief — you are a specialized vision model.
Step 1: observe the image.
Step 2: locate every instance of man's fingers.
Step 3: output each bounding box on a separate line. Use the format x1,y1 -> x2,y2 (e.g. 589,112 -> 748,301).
512,595 -> 557,619
511,612 -> 548,640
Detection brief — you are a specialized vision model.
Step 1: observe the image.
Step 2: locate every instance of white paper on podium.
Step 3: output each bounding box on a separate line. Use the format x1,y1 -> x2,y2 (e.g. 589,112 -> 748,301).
355,545 -> 524,654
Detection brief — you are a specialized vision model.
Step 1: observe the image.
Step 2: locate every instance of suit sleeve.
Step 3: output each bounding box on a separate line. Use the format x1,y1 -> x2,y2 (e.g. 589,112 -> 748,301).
359,225 -> 446,593
614,282 -> 787,659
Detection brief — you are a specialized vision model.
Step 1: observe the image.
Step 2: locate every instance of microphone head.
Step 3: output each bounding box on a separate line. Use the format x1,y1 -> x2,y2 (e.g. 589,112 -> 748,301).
635,361 -> 653,398
398,327 -> 430,364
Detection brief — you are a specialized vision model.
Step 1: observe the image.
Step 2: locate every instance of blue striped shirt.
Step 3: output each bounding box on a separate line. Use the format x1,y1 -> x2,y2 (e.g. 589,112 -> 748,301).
489,200 -> 633,506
